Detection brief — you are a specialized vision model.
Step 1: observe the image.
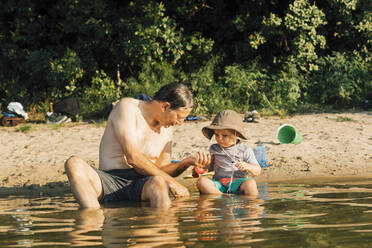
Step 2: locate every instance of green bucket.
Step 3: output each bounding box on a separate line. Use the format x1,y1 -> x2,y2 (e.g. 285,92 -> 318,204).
277,124 -> 302,144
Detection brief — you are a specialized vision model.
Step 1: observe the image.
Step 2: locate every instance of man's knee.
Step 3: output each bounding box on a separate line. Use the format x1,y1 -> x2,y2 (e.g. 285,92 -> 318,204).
64,156 -> 87,179
148,176 -> 168,193
143,176 -> 171,207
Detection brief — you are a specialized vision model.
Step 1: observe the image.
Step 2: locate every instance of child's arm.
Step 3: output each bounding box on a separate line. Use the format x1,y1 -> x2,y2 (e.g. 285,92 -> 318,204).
235,146 -> 261,177
235,161 -> 261,177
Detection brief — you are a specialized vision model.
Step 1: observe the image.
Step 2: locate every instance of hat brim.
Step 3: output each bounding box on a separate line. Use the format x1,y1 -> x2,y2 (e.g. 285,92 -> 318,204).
202,125 -> 247,140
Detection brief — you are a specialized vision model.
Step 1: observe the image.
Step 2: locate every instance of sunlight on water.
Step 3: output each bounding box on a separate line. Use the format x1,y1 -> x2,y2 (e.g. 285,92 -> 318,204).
0,182 -> 371,247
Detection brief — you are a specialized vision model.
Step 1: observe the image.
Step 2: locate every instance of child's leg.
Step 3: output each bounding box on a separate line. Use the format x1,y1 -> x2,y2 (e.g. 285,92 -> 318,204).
239,179 -> 258,196
197,177 -> 223,195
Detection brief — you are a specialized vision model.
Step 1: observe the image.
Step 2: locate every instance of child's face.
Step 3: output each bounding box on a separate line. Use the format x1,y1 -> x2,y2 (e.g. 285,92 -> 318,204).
214,129 -> 238,148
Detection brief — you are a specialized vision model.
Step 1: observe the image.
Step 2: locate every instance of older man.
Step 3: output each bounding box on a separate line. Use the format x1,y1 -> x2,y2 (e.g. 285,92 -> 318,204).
65,83 -> 210,208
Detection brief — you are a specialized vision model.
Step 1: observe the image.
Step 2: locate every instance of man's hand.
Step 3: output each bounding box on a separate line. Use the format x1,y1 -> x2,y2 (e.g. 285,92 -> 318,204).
169,182 -> 190,198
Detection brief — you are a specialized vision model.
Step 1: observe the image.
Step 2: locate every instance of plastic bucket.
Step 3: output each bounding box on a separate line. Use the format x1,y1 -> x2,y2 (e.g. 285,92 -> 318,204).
277,124 -> 302,144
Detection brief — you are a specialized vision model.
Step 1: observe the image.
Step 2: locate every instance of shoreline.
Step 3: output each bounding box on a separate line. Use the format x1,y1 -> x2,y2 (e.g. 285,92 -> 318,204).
0,111 -> 371,195
1,175 -> 371,196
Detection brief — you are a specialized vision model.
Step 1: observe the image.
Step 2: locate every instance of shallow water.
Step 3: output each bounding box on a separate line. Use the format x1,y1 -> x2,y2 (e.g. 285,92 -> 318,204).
0,182 -> 371,247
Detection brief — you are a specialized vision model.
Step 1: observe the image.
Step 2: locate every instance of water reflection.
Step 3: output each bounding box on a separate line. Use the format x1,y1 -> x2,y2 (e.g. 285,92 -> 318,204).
0,196 -> 74,247
69,202 -> 185,247
102,206 -> 184,247
1,182 -> 372,247
68,194 -> 265,247
192,194 -> 265,246
69,209 -> 104,247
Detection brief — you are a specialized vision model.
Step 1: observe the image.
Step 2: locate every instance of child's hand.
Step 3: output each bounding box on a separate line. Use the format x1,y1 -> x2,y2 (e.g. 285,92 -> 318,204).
184,151 -> 210,178
186,151 -> 211,168
192,166 -> 209,178
235,161 -> 261,177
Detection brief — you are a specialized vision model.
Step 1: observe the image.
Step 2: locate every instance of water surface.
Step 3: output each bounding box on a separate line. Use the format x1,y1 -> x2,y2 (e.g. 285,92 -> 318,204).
1,182 -> 371,247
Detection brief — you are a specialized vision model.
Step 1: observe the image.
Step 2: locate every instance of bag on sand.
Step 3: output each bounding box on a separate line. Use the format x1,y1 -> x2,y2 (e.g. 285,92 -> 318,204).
253,144 -> 269,168
1,116 -> 26,127
53,96 -> 80,117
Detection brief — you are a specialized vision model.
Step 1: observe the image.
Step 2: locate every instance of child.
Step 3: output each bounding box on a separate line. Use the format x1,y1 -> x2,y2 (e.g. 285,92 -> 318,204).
194,109 -> 261,195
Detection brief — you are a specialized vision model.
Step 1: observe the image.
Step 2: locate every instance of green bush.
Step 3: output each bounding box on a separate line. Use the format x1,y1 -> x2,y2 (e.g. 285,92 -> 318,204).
223,60 -> 268,111
308,52 -> 371,107
186,55 -> 223,114
47,49 -> 84,100
284,0 -> 327,72
0,0 -> 370,116
124,61 -> 179,98
80,70 -> 121,118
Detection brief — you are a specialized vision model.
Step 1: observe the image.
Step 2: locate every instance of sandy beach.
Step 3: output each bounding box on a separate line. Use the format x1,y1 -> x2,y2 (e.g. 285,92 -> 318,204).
0,111 -> 371,194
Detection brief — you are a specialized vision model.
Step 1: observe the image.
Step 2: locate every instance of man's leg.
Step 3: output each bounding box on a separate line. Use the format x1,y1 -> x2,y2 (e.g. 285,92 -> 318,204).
197,177 -> 223,194
141,176 -> 171,208
65,156 -> 103,209
239,179 -> 258,196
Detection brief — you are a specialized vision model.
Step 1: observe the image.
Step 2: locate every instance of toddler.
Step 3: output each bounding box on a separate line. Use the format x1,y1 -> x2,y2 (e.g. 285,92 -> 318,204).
194,109 -> 261,195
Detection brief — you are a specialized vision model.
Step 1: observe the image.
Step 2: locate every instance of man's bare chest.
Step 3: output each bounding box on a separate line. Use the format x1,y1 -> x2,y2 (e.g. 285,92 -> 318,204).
138,128 -> 170,160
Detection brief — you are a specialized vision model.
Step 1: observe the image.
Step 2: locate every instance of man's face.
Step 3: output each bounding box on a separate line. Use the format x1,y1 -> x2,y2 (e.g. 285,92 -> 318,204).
163,107 -> 191,128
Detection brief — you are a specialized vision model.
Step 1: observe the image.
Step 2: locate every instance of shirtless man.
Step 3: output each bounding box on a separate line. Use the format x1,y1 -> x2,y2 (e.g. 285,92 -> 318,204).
65,83 -> 210,208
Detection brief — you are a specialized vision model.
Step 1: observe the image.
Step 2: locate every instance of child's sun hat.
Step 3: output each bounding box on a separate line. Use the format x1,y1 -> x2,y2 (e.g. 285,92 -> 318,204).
202,109 -> 247,140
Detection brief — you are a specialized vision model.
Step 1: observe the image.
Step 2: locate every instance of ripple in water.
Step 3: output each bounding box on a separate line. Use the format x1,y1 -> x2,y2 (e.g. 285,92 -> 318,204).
0,182 -> 371,247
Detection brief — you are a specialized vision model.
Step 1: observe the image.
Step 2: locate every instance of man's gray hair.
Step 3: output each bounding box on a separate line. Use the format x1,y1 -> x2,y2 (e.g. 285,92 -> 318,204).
153,83 -> 193,109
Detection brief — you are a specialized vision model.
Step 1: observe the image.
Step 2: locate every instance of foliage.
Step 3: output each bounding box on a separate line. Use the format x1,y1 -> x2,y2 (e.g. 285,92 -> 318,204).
336,116 -> 357,122
126,1 -> 186,66
266,63 -> 302,112
0,0 -> 370,118
80,70 -> 121,117
308,51 -> 371,107
47,123 -> 67,130
186,55 -> 223,114
47,49 -> 84,100
15,124 -> 36,133
284,0 -> 327,71
223,61 -> 269,111
124,61 -> 179,98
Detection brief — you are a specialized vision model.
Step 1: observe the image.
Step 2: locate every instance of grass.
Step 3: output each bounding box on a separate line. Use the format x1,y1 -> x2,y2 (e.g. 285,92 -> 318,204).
15,124 -> 36,133
296,103 -> 336,114
88,119 -> 107,128
27,112 -> 46,122
259,108 -> 289,118
47,123 -> 67,129
335,116 -> 357,122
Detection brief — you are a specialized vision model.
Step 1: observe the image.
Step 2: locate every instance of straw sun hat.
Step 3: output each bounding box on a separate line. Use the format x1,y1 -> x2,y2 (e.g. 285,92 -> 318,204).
202,109 -> 248,140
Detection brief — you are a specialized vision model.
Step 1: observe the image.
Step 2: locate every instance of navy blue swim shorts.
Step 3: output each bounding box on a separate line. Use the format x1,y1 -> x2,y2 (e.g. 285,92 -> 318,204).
92,166 -> 150,203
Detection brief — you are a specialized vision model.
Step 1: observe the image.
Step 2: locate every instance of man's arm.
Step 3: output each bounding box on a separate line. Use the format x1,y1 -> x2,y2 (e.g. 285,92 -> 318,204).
160,160 -> 194,177
157,141 -> 211,177
155,141 -> 191,177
